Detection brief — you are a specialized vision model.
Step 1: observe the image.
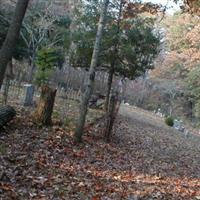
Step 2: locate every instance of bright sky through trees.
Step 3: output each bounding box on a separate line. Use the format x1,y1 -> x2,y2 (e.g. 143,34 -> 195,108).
142,0 -> 182,14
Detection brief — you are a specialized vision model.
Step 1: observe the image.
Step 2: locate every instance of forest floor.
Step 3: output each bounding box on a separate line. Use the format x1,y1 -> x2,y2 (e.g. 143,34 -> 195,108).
1,104 -> 200,200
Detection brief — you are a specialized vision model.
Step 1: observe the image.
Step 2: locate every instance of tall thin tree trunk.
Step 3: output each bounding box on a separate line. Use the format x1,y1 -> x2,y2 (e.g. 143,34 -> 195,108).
104,64 -> 114,111
74,0 -> 110,142
28,54 -> 36,83
104,0 -> 123,111
3,77 -> 10,105
0,0 -> 30,89
2,59 -> 13,105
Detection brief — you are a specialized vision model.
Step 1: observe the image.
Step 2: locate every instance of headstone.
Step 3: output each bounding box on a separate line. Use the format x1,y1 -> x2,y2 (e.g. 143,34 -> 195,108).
173,119 -> 180,130
184,129 -> 189,137
23,84 -> 34,106
173,119 -> 185,132
156,108 -> 164,117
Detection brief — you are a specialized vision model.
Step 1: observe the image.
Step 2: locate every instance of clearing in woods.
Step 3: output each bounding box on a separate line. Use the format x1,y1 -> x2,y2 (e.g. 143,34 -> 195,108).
1,104 -> 200,199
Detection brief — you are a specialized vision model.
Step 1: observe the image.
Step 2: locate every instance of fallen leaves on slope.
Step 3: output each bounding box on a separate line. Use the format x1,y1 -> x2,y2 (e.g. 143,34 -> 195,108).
0,106 -> 200,199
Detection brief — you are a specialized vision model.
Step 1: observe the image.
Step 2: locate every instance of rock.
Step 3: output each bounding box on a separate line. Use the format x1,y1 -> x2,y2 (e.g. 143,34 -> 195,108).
89,92 -> 105,109
0,105 -> 16,128
96,99 -> 105,108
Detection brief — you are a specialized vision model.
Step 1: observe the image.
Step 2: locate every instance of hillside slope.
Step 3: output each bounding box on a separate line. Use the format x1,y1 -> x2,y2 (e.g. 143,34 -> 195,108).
0,105 -> 200,199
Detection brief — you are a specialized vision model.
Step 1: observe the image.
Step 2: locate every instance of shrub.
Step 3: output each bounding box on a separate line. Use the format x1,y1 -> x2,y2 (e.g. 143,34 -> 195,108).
165,116 -> 174,127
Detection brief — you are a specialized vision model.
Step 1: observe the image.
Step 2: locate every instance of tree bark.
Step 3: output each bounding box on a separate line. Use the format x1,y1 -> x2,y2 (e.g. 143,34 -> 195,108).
104,64 -> 114,111
74,0 -> 110,143
3,77 -> 10,105
33,85 -> 57,125
2,60 -> 13,105
0,0 -> 30,89
104,92 -> 120,142
28,52 -> 36,83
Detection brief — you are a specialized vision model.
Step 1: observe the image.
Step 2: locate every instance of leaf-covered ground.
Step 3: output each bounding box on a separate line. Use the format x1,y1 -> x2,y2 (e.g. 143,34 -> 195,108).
1,105 -> 200,200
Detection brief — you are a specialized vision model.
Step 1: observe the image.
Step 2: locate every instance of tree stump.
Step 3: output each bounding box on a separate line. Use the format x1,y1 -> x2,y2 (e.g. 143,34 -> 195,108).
23,84 -> 34,106
0,105 -> 16,128
33,85 -> 57,125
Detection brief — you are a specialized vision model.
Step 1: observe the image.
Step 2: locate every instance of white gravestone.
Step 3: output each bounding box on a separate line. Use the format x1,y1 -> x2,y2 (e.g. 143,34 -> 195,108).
173,119 -> 185,132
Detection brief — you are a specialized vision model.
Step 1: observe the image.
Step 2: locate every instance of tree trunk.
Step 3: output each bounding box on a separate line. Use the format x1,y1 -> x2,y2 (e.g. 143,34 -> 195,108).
3,77 -> 10,105
2,60 -> 13,105
74,0 -> 110,143
104,92 -> 120,142
104,64 -> 114,111
104,0 -> 123,111
33,85 -> 57,125
28,53 -> 36,83
0,0 -> 30,89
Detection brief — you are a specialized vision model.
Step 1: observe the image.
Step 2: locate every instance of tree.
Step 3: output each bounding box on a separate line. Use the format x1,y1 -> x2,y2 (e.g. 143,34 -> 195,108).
186,65 -> 200,119
0,1 -> 71,83
20,3 -> 71,83
181,0 -> 200,15
103,3 -> 161,110
33,47 -> 64,125
152,13 -> 200,81
146,12 -> 199,121
70,0 -> 160,110
0,0 -> 30,89
74,0 -> 110,142
104,0 -> 123,111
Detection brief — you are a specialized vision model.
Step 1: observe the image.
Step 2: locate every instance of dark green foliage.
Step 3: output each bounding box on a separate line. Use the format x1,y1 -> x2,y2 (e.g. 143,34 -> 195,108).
35,47 -> 65,86
69,0 -> 100,69
116,18 -> 160,79
69,30 -> 95,69
165,116 -> 174,127
69,0 -> 160,79
54,16 -> 71,28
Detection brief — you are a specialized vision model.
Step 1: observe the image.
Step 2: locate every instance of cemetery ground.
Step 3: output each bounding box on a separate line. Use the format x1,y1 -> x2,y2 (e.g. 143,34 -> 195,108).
1,101 -> 200,200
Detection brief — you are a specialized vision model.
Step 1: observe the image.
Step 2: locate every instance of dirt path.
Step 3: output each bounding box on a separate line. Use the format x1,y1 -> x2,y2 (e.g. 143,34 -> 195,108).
118,105 -> 200,179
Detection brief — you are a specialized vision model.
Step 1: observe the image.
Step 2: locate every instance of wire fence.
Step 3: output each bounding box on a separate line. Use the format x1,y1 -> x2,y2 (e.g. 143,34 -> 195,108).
0,80 -> 104,125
